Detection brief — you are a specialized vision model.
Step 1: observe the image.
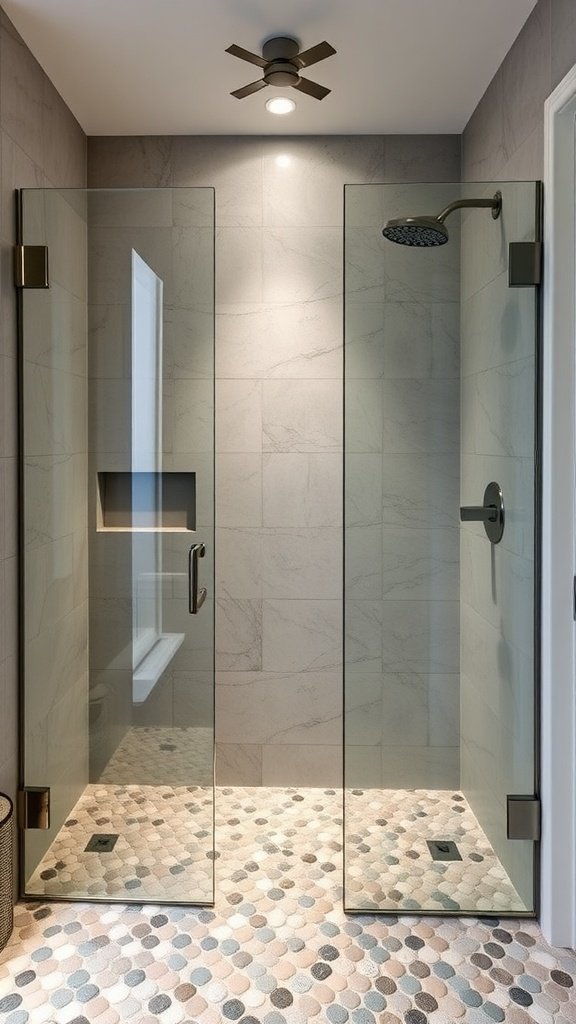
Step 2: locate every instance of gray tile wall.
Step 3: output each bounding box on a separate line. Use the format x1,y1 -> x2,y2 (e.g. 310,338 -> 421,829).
88,134 -> 460,786
463,0 -> 576,181
0,9 -> 86,822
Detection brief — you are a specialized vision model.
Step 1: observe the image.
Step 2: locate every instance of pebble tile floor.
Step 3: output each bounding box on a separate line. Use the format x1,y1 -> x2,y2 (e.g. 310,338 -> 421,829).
4,787 -> 576,1023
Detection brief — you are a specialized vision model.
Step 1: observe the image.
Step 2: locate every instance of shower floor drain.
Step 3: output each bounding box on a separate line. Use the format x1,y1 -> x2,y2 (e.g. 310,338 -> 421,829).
84,834 -> 118,853
426,839 -> 462,862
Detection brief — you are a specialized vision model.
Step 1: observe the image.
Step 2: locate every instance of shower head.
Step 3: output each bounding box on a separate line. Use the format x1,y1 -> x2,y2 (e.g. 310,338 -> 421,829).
382,191 -> 502,247
382,216 -> 449,247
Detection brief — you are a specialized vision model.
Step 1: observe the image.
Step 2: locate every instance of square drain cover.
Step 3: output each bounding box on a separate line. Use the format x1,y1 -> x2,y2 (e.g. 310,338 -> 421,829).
426,839 -> 462,862
84,834 -> 118,853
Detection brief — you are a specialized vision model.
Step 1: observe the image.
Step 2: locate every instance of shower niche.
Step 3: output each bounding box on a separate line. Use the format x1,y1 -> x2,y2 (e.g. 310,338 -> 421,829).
96,471 -> 196,531
19,186 -> 216,905
343,180 -> 540,916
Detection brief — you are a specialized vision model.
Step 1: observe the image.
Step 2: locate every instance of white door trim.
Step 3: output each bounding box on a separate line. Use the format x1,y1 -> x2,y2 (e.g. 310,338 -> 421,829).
541,64 -> 576,948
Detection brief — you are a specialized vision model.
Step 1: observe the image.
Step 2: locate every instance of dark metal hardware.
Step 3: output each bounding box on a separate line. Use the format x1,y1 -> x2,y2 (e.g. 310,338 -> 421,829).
460,481 -> 505,544
14,245 -> 49,288
507,796 -> 541,840
19,787 -> 50,829
509,241 -> 542,287
188,542 -> 207,614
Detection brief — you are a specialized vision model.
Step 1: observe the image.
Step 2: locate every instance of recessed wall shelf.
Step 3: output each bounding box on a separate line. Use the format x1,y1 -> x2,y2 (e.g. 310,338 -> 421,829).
97,471 -> 196,532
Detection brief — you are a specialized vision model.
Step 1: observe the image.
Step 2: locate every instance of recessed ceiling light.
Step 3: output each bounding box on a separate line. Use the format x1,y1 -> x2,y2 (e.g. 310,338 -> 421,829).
266,97 -> 296,116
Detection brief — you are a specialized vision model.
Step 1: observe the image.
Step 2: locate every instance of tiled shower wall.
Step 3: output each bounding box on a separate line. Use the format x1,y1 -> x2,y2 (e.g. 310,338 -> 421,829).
0,9 -> 86,814
88,134 -> 460,786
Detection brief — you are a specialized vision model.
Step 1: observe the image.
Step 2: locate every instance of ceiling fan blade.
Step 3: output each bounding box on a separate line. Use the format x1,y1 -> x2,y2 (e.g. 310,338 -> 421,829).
230,78 -> 268,99
295,41 -> 336,69
226,44 -> 267,69
293,76 -> 331,100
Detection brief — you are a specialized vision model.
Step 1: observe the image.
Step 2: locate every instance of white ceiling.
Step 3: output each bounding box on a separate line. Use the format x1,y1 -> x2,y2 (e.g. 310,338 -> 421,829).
2,0 -> 538,136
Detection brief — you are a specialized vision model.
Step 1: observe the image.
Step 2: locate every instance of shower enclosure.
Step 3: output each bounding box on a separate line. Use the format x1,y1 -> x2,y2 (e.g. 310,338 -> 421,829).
344,181 -> 540,915
19,187 -> 215,904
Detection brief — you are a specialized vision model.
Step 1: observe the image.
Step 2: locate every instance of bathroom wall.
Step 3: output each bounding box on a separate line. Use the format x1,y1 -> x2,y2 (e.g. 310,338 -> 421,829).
0,8 -> 86,826
88,134 -> 460,786
459,0 -> 569,906
344,182 -> 461,791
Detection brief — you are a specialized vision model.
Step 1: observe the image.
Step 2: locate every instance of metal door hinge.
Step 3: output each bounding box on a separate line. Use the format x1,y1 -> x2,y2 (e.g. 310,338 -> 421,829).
14,245 -> 49,288
507,795 -> 541,840
508,241 -> 542,287
19,787 -> 50,829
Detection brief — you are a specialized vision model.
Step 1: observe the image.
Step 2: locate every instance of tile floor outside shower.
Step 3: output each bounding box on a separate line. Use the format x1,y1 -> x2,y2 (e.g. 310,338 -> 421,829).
2,784 -> 576,1023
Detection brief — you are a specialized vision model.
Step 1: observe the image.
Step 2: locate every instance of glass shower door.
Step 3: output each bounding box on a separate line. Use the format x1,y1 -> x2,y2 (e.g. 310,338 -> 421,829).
343,180 -> 540,915
20,186 -> 215,904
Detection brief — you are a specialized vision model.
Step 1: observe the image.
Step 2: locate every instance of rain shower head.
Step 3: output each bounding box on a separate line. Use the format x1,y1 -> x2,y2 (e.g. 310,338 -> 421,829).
382,216 -> 449,247
382,191 -> 502,247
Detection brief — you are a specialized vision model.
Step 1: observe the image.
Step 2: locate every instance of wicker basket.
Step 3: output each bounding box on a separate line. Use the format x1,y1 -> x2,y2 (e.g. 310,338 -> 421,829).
0,795 -> 13,951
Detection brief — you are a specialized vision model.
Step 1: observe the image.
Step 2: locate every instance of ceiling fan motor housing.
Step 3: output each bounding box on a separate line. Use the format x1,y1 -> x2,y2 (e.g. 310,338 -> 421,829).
262,38 -> 300,88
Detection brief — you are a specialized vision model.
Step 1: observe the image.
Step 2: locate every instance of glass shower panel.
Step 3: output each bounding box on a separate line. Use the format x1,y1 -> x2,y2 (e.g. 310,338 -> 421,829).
20,187 -> 216,904
343,181 -> 539,915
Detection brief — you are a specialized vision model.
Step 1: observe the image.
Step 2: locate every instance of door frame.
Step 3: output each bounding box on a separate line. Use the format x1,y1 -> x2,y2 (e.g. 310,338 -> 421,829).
541,63 -> 576,948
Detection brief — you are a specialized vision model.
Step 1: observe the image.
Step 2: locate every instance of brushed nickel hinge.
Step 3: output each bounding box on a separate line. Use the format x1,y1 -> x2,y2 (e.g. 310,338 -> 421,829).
18,787 -> 50,829
508,241 -> 542,287
507,795 -> 541,840
14,245 -> 49,288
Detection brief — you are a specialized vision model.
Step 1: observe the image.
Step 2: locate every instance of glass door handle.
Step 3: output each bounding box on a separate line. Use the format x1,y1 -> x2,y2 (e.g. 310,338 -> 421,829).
188,543 -> 207,614
459,505 -> 498,522
459,481 -> 504,544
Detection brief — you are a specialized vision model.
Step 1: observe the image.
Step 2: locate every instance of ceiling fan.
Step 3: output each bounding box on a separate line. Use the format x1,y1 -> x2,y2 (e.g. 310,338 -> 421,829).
225,36 -> 336,101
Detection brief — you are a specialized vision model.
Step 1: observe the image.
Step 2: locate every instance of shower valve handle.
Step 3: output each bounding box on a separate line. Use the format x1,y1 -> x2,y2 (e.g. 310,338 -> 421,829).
459,481 -> 504,544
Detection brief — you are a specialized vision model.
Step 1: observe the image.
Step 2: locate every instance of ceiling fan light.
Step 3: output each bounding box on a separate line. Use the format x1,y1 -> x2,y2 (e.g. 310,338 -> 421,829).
265,96 -> 296,115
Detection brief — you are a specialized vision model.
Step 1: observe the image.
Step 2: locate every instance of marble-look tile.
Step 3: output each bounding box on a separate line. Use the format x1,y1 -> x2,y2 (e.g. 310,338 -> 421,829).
164,305 -> 214,380
261,297 -> 342,379
216,453 -> 262,527
498,120 -> 544,182
501,0 -> 551,162
461,527 -> 533,656
216,379 -> 261,453
344,524 -> 382,599
344,453 -> 382,527
345,744 -> 382,787
0,24 -> 45,168
87,187 -> 173,228
263,379 -> 341,453
216,670 -> 341,745
380,672 -> 428,747
88,224 -> 171,306
344,226 -> 386,304
382,379 -> 459,454
25,604 -> 88,725
215,742 -> 262,785
262,527 -> 341,600
262,227 -> 341,304
461,270 -> 535,377
215,597 -> 262,671
384,134 -> 461,182
460,181 -> 537,303
381,453 -> 460,528
216,225 -> 262,304
552,0 -> 576,89
0,656 -> 20,802
24,455 -> 77,547
170,224 -> 214,309
173,136 -> 263,226
42,78 -> 86,188
428,673 -> 460,747
344,672 -> 384,746
87,136 -> 174,187
88,303 -> 127,380
344,599 -> 384,673
380,599 -> 459,674
262,136 -> 384,228
461,451 -> 533,561
263,453 -> 341,527
216,526 -> 262,599
462,357 -> 535,459
173,669 -> 214,728
24,284 -> 87,377
344,379 -> 383,452
172,186 -> 214,228
88,378 -> 129,455
381,743 -> 459,789
344,302 -> 386,379
0,132 -> 43,248
262,743 -> 342,787
171,378 -> 214,454
24,365 -> 87,456
262,599 -> 341,672
24,534 -> 75,640
381,526 -> 459,600
0,355 -> 16,459
462,67 -> 507,181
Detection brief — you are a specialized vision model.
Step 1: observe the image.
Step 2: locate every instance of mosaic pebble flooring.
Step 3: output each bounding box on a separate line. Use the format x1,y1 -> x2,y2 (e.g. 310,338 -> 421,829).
99,727 -> 213,788
345,790 -> 526,914
26,784 -> 214,904
2,787 -> 576,1023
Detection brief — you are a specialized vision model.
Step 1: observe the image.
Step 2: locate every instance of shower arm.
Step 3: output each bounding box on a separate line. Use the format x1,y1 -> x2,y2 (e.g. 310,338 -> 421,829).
436,193 -> 502,224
